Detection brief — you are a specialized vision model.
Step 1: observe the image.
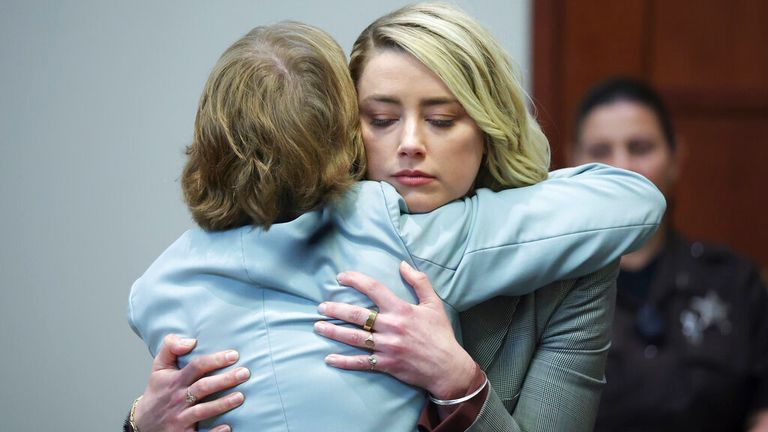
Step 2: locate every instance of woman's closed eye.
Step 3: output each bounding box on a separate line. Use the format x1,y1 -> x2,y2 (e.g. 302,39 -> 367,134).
369,117 -> 398,128
427,118 -> 454,128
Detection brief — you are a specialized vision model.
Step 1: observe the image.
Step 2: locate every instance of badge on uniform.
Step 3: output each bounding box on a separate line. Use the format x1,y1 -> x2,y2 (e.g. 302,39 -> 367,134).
680,290 -> 731,345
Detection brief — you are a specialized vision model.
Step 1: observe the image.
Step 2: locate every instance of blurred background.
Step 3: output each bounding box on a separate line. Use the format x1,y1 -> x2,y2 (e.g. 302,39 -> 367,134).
1,0 -> 766,430
531,0 -> 768,276
0,0 -> 530,429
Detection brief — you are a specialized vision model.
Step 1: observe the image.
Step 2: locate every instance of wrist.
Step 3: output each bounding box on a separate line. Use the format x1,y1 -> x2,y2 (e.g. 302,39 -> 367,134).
127,395 -> 143,432
428,354 -> 482,400
428,368 -> 488,406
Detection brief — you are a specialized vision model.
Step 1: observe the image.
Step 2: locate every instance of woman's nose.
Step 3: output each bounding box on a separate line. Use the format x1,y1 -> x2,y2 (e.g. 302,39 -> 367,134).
398,120 -> 426,157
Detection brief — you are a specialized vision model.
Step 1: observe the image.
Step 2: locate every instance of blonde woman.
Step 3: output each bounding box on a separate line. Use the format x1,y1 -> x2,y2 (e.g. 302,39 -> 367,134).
128,5 -> 664,432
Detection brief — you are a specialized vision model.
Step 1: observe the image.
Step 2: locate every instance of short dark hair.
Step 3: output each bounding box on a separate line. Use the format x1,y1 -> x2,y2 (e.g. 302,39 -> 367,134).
574,78 -> 676,150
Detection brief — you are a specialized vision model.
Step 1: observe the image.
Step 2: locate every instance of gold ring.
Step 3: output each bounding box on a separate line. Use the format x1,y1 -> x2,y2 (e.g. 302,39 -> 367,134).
364,332 -> 375,349
368,354 -> 378,370
362,310 -> 378,332
185,388 -> 197,404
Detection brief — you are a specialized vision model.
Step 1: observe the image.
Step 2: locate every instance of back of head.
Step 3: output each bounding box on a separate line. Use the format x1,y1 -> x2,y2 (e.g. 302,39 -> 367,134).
574,77 -> 676,150
350,2 -> 550,190
183,22 -> 365,231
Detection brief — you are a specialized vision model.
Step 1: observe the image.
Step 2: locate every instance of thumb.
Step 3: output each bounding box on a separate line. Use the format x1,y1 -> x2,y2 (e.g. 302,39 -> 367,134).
152,334 -> 196,371
400,261 -> 439,305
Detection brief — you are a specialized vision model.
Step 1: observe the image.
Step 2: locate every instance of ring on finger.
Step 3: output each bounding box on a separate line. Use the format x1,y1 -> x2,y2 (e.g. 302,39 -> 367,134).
362,309 -> 378,332
368,354 -> 378,371
364,332 -> 375,349
185,387 -> 197,404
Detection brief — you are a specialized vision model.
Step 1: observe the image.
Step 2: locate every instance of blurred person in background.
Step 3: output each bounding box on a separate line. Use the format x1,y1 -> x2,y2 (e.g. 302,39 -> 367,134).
572,77 -> 768,432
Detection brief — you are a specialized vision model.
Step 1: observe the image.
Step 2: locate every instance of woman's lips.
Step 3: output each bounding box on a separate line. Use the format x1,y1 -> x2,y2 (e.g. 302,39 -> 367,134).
393,170 -> 435,186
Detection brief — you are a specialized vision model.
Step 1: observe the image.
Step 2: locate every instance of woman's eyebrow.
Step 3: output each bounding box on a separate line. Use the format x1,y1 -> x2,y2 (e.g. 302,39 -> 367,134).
359,95 -> 459,107
420,97 -> 458,107
360,94 -> 400,105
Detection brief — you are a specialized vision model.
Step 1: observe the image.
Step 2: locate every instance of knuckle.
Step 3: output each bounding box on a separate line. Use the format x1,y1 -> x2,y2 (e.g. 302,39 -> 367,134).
188,404 -> 204,420
356,357 -> 368,369
390,342 -> 405,357
389,319 -> 407,336
195,379 -> 210,395
351,308 -> 367,324
413,271 -> 428,283
168,374 -> 186,391
187,356 -> 204,374
215,352 -> 230,367
226,371 -> 240,385
170,413 -> 186,428
324,324 -> 339,339
354,331 -> 367,345
392,302 -> 411,316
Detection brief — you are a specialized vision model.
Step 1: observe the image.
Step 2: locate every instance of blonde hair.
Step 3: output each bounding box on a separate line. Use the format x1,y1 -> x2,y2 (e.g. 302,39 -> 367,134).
182,22 -> 365,231
350,2 -> 550,190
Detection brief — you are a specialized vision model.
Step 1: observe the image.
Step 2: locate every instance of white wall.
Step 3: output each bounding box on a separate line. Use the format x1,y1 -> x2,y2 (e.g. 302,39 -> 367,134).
0,1 -> 530,429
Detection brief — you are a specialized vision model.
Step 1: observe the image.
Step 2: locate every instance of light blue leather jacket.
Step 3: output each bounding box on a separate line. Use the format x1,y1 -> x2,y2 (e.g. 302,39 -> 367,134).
129,163 -> 665,431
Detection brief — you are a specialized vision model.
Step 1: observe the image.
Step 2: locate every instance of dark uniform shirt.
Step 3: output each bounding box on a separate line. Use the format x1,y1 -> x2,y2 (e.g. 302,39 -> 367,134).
595,231 -> 768,431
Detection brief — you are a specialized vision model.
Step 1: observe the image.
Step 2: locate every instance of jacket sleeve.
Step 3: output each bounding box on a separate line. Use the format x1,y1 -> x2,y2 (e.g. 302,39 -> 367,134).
466,263 -> 618,432
394,163 -> 665,310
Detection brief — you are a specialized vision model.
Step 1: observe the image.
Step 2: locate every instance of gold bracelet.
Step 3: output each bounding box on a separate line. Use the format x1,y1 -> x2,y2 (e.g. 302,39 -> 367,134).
129,395 -> 143,432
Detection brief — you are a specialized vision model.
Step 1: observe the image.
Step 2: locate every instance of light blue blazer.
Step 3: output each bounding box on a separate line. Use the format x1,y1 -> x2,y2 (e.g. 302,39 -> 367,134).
128,163 -> 665,431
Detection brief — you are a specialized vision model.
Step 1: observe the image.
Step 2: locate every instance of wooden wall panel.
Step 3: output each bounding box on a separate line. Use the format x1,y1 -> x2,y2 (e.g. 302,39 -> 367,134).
673,116 -> 768,264
651,0 -> 768,92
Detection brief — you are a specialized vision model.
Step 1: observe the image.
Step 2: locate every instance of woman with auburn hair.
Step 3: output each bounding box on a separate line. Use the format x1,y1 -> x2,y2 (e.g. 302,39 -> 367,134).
127,5 -> 664,432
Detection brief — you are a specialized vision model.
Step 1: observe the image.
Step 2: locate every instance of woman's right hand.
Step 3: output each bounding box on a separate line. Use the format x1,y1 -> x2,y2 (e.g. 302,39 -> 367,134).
132,334 -> 250,432
315,261 -> 481,401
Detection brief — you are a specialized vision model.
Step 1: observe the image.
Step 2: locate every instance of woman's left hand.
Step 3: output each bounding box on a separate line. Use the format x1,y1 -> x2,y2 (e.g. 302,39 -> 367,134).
314,261 -> 478,399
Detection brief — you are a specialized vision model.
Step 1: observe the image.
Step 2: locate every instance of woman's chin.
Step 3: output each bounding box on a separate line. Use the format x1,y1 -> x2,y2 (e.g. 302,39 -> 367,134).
403,194 -> 449,214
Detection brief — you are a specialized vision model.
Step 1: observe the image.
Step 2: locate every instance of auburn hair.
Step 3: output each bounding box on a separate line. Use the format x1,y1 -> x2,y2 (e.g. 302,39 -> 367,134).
182,22 -> 365,231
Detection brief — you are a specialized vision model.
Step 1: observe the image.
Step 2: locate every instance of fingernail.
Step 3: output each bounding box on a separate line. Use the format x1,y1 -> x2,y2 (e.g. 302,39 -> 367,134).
225,350 -> 239,362
220,426 -> 232,432
235,368 -> 250,380
318,302 -> 327,314
180,338 -> 196,347
336,272 -> 346,282
325,354 -> 339,366
314,321 -> 328,333
401,261 -> 413,271
229,392 -> 244,404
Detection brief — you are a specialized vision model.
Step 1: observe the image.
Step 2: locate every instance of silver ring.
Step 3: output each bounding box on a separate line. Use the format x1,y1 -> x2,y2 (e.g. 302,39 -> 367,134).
185,387 -> 197,404
364,333 -> 375,349
368,354 -> 378,370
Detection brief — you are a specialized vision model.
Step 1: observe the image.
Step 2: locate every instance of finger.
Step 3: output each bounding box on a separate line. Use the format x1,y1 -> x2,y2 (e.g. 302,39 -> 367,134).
179,391 -> 245,425
180,350 -> 240,384
336,271 -> 402,309
188,367 -> 250,401
324,353 -> 391,373
318,301 -> 376,328
209,425 -> 232,432
399,261 -> 439,304
314,321 -> 375,349
153,334 -> 197,372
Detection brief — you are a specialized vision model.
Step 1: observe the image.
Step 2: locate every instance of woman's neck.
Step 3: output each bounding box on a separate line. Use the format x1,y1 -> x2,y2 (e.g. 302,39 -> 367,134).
620,223 -> 667,272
